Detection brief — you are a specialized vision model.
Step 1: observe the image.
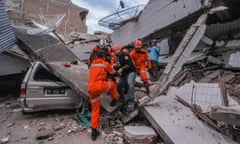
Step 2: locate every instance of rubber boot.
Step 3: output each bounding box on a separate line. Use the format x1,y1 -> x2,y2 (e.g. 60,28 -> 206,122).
144,82 -> 150,95
91,128 -> 99,141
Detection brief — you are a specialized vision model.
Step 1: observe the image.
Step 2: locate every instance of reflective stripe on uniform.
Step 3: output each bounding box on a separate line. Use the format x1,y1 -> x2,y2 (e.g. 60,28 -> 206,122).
90,96 -> 101,103
139,70 -> 145,73
90,63 -> 107,68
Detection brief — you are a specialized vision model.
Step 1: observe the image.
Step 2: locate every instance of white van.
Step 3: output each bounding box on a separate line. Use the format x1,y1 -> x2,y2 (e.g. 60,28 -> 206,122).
18,61 -> 83,113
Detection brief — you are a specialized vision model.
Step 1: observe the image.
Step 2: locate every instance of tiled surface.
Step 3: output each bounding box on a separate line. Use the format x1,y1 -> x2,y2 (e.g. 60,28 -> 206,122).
175,81 -> 239,113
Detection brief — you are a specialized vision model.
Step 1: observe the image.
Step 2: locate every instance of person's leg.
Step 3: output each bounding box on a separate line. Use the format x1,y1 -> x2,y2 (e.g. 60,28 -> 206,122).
90,97 -> 101,129
127,72 -> 136,104
149,60 -> 154,79
117,76 -> 127,101
108,80 -> 118,100
138,68 -> 150,94
138,68 -> 148,83
152,61 -> 159,80
88,92 -> 101,140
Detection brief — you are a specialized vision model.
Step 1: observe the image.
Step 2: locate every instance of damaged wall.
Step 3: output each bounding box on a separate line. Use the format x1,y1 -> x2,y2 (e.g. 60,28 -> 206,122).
0,0 -> 16,53
111,0 -> 204,46
5,0 -> 88,35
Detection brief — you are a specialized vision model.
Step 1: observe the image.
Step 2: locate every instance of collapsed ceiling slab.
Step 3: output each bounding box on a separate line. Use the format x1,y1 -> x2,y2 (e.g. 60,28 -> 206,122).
15,29 -> 89,100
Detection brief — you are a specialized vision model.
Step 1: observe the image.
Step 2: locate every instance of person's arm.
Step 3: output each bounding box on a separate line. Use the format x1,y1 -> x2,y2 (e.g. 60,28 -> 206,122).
118,64 -> 130,73
155,46 -> 160,53
145,52 -> 152,69
106,61 -> 120,77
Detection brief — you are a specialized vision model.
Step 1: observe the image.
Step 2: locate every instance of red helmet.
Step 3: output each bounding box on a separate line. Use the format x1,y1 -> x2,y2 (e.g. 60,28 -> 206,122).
112,45 -> 122,53
122,48 -> 128,53
134,40 -> 143,48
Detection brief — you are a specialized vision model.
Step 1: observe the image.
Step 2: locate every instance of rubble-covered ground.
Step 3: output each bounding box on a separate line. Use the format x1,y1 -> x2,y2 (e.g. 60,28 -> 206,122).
0,95 -> 162,144
0,96 -> 105,144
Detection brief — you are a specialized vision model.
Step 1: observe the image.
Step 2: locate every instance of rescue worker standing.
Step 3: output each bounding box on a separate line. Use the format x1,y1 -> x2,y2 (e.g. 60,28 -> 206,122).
147,39 -> 160,81
88,42 -> 119,141
129,40 -> 152,95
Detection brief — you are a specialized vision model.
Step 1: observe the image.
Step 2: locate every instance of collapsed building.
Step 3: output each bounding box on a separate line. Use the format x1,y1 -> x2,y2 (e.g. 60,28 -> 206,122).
0,0 -> 90,96
102,0 -> 240,143
0,0 -> 28,96
1,0 -> 240,143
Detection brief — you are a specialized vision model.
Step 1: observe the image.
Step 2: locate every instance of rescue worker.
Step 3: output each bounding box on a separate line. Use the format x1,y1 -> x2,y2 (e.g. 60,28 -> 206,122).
147,39 -> 160,81
111,45 -> 122,65
88,43 -> 119,141
87,39 -> 111,68
129,40 -> 152,95
116,48 -> 136,107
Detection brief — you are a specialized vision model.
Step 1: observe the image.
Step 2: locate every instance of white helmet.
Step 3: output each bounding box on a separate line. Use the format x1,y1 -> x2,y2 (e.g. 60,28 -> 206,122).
98,39 -> 109,49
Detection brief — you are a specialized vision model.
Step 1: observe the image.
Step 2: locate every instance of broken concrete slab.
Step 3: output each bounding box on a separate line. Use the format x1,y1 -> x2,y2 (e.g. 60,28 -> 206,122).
0,136 -> 9,144
173,81 -> 239,113
123,125 -> 157,144
151,14 -> 208,97
36,128 -> 54,140
100,94 -> 122,113
201,35 -> 214,46
47,62 -> 88,99
206,18 -> 240,40
199,70 -> 221,83
210,106 -> 240,126
207,55 -> 223,65
118,109 -> 139,124
111,0 -> 204,46
223,51 -> 240,69
141,87 -> 237,144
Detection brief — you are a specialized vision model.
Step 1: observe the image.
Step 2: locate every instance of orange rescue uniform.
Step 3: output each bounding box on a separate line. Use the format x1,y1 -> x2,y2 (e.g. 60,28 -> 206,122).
129,48 -> 152,82
88,57 -> 118,129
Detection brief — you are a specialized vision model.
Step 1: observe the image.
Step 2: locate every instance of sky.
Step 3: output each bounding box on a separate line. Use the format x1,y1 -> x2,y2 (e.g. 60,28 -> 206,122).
71,0 -> 149,34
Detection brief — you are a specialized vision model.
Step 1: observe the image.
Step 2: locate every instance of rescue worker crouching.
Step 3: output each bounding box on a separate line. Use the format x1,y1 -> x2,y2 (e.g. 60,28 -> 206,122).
87,42 -> 120,141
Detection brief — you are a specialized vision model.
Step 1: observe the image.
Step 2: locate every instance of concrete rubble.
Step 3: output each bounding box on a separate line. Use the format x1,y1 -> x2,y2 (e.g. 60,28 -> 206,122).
1,0 -> 240,143
123,125 -> 158,144
108,0 -> 240,143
